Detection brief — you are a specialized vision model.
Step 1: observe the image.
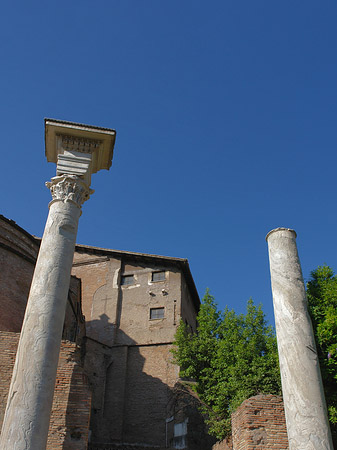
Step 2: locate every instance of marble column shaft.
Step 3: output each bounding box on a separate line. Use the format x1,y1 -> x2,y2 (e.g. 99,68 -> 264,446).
0,176 -> 88,450
266,228 -> 333,450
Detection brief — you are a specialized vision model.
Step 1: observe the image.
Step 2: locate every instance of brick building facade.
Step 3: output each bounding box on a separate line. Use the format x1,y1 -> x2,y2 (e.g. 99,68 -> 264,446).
0,215 -> 214,450
71,242 -> 213,449
0,215 -> 289,449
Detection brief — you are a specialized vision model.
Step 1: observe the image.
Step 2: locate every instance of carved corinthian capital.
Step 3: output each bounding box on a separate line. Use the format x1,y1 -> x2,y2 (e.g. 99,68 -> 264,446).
46,175 -> 94,209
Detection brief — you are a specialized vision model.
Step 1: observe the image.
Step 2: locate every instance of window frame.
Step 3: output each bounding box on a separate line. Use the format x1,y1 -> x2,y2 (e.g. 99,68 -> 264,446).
149,307 -> 165,320
121,274 -> 135,286
151,271 -> 166,282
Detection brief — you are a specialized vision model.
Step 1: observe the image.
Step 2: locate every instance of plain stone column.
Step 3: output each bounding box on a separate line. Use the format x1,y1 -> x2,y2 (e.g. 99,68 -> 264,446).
0,176 -> 89,450
266,228 -> 333,450
0,119 -> 115,450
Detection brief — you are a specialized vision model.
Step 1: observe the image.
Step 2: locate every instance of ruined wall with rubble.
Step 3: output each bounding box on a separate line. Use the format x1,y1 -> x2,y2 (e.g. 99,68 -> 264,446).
0,331 -> 91,450
231,394 -> 288,449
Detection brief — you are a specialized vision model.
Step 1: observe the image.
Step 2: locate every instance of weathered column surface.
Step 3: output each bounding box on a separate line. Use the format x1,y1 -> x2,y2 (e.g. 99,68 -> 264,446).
266,228 -> 333,450
0,119 -> 115,450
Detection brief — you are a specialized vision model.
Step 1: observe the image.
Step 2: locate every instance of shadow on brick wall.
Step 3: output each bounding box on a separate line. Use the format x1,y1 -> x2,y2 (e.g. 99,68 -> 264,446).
85,314 -> 214,450
61,345 -> 91,450
0,322 -> 213,450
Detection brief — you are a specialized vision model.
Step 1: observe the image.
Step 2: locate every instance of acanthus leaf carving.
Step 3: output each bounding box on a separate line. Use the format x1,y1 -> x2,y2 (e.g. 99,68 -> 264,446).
46,175 -> 94,208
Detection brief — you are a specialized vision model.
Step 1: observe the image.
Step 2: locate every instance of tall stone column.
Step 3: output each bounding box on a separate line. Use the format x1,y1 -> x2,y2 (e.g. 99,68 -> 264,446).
266,228 -> 333,450
0,119 -> 115,450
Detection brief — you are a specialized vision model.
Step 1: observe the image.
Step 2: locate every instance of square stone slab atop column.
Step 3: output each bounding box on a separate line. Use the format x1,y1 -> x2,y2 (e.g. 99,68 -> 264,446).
45,118 -> 116,177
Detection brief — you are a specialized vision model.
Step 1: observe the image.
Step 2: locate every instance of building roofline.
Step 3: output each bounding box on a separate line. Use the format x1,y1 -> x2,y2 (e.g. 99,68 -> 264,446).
75,242 -> 188,263
74,242 -> 200,310
0,214 -> 200,311
0,215 -> 40,246
44,118 -> 116,134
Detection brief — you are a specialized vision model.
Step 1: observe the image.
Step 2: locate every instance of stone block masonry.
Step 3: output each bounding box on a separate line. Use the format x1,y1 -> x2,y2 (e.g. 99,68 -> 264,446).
0,331 -> 92,450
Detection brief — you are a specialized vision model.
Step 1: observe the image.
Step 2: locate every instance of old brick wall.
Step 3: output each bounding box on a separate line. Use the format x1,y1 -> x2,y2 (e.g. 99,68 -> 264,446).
72,248 -> 185,347
122,344 -> 179,447
170,383 -> 216,450
180,277 -> 198,332
0,332 -> 19,427
0,331 -> 91,450
212,437 -> 233,450
73,246 -> 204,449
0,216 -> 38,332
0,215 -> 85,341
231,394 -> 288,450
86,341 -> 179,447
72,253 -> 119,346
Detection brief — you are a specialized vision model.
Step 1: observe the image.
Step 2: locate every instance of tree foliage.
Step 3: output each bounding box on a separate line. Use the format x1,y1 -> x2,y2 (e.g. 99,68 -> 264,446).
306,265 -> 337,443
172,291 -> 281,439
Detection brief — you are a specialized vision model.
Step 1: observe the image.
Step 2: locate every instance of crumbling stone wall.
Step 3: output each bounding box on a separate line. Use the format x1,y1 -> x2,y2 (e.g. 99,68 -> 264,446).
231,394 -> 288,449
0,331 -> 91,450
212,437 -> 233,450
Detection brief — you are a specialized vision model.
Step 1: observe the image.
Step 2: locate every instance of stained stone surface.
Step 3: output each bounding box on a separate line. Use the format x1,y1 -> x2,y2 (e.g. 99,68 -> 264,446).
266,228 -> 333,450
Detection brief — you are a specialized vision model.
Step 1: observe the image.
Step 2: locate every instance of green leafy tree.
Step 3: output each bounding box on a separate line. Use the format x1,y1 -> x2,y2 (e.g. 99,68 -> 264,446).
306,265 -> 337,444
172,290 -> 281,439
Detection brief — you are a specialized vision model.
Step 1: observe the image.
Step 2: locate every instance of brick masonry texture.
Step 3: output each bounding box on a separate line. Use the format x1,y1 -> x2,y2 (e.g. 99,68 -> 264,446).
0,331 -> 91,450
0,215 -> 85,341
171,383 -> 216,450
72,247 -> 204,448
0,216 -> 291,450
0,216 -> 38,332
231,394 -> 288,450
212,437 -> 233,450
122,345 -> 178,446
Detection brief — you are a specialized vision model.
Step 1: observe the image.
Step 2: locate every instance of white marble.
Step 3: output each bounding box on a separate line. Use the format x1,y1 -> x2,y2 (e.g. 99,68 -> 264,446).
1,120 -> 115,450
266,228 -> 333,450
0,179 -> 85,450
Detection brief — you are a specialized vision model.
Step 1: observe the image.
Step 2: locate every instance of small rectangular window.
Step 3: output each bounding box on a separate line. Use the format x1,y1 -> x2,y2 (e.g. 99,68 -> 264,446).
150,307 -> 165,320
121,275 -> 134,286
152,271 -> 165,282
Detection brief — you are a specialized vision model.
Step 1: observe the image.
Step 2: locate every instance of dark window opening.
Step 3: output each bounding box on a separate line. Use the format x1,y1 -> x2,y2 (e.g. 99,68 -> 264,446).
150,307 -> 165,319
121,275 -> 134,286
152,271 -> 165,282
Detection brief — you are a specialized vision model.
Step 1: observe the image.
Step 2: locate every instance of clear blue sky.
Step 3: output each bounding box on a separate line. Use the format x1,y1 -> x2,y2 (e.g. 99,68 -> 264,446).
1,1 -> 337,325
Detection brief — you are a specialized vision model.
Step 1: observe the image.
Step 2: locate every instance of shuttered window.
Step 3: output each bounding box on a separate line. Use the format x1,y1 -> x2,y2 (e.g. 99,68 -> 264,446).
150,307 -> 165,319
152,271 -> 165,282
121,275 -> 134,286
